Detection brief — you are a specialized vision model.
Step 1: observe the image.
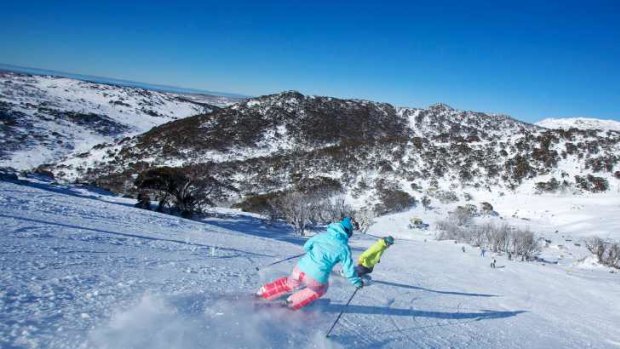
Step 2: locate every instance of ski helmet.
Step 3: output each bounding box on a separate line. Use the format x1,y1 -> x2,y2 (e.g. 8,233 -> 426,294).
341,217 -> 354,237
384,236 -> 395,246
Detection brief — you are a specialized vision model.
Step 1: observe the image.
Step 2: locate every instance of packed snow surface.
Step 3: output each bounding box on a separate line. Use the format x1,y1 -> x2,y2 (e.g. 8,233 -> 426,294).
1,179 -> 619,348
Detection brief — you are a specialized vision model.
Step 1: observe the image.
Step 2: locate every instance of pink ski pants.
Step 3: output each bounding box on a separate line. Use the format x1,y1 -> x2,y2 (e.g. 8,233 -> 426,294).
258,266 -> 328,310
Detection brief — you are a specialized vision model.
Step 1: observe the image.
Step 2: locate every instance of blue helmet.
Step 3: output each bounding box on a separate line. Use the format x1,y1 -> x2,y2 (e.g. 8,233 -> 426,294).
341,217 -> 354,237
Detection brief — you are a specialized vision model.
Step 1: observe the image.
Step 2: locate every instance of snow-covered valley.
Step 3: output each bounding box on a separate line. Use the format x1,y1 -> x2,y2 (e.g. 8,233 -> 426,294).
1,177 -> 619,349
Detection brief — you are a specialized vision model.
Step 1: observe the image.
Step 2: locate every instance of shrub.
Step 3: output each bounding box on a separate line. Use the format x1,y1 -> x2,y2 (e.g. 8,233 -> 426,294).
421,196 -> 432,211
310,195 -> 352,224
435,219 -> 461,240
355,207 -> 376,234
487,224 -> 510,252
270,191 -> 312,235
134,192 -> 151,210
461,203 -> 478,215
434,190 -> 459,204
506,155 -> 533,182
453,206 -> 475,226
512,228 -> 538,259
135,166 -> 222,217
480,202 -> 494,213
294,176 -> 342,195
588,175 -> 608,192
565,142 -> 578,155
575,175 -> 609,192
532,147 -> 559,167
459,168 -> 473,181
412,137 -> 424,149
586,237 -> 620,269
268,191 -> 353,235
436,220 -> 539,259
375,188 -> 417,215
33,167 -> 56,179
233,192 -> 281,217
535,178 -> 560,193
586,155 -> 617,173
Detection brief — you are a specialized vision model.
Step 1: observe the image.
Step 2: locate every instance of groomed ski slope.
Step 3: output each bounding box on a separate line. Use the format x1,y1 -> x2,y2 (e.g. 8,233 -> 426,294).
1,180 -> 619,348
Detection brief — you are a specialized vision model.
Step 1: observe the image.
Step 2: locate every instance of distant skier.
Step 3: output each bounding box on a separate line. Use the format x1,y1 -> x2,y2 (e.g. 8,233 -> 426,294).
480,247 -> 486,257
356,236 -> 394,277
490,258 -> 497,268
256,217 -> 363,310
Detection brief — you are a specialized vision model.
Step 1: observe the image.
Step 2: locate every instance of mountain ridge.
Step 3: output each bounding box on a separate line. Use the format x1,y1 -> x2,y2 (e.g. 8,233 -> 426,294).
42,91 -> 619,213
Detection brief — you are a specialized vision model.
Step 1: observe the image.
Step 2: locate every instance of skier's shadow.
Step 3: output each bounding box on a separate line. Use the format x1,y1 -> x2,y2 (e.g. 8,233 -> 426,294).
323,303 -> 525,320
372,280 -> 498,297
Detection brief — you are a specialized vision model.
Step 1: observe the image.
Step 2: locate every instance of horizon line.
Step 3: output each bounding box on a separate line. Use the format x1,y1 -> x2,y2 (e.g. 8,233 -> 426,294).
1,62 -> 613,124
0,62 -> 250,99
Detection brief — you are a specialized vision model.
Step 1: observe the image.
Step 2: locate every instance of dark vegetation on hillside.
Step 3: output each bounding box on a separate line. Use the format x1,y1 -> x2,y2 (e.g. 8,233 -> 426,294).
42,91 -> 620,217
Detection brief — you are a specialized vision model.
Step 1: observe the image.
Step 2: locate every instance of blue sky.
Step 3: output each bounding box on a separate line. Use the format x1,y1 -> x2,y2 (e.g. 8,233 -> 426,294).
1,0 -> 619,122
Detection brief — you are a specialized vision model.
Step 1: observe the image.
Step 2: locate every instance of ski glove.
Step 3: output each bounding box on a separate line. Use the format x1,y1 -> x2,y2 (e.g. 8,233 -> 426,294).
354,280 -> 364,289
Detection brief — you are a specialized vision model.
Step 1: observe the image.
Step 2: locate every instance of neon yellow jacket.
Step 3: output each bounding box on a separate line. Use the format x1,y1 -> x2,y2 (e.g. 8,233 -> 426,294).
358,239 -> 389,268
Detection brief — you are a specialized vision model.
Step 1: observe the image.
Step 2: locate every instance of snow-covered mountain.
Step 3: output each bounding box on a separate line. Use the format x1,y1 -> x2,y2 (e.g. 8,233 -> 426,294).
537,117 -> 620,132
0,71 -> 241,170
45,91 -> 620,213
1,177 -> 619,348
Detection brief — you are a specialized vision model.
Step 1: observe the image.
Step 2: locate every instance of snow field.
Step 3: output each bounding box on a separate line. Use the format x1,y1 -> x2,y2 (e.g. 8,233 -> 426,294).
1,179 -> 619,348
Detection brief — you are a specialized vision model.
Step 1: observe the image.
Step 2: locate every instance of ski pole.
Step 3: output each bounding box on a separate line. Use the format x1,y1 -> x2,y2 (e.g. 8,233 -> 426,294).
325,287 -> 359,338
255,253 -> 304,271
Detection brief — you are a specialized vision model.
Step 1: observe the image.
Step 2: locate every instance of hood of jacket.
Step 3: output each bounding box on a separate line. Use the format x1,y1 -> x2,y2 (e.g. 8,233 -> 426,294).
326,222 -> 349,242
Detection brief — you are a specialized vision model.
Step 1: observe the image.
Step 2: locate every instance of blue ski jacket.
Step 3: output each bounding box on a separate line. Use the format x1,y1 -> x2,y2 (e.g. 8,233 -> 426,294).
296,222 -> 362,287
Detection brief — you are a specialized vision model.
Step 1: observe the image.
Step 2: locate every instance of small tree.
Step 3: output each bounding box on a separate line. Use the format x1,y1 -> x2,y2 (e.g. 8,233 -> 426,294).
512,228 -> 538,259
273,191 -> 313,235
135,167 -> 225,218
422,196 -> 431,211
307,194 -> 352,225
375,188 -> 417,214
134,167 -> 180,211
480,202 -> 494,215
134,191 -> 151,210
488,224 -> 509,252
452,206 -> 474,226
606,243 -> 620,268
586,237 -> 620,269
586,237 -> 606,261
172,174 -> 215,217
356,207 -> 376,234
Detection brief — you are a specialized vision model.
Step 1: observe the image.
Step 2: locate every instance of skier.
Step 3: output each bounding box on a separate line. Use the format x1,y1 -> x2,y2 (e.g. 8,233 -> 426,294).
256,217 -> 363,310
355,236 -> 394,277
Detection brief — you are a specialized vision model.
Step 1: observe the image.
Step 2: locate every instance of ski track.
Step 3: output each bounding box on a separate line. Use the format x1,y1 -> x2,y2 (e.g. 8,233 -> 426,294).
1,179 -> 620,348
